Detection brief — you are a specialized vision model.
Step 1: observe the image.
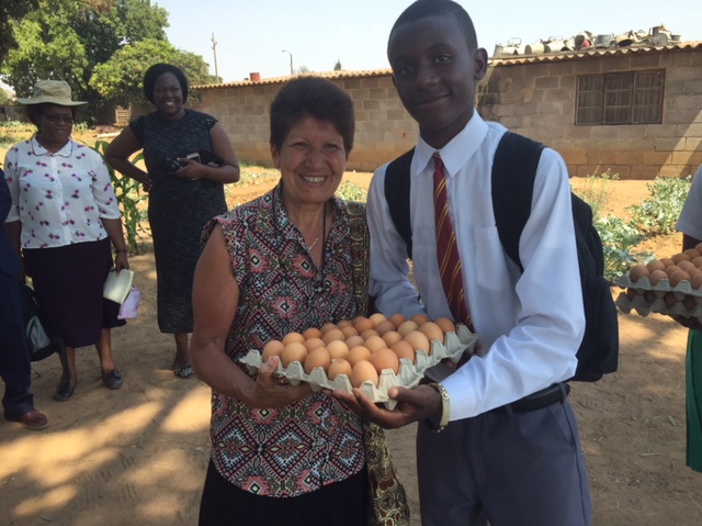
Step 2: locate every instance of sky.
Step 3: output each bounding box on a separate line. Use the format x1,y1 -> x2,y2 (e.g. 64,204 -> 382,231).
155,0 -> 702,83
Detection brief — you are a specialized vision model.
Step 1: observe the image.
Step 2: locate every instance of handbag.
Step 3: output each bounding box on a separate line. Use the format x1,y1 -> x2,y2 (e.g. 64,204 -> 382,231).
346,201 -> 411,526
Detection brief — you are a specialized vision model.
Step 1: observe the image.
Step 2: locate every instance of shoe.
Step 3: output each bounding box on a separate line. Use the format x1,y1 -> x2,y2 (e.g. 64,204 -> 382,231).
173,364 -> 194,379
4,409 -> 49,431
102,369 -> 124,390
54,380 -> 76,402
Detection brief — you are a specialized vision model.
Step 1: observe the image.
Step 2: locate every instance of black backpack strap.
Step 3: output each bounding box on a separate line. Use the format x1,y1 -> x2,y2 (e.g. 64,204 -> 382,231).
384,148 -> 415,259
491,132 -> 546,272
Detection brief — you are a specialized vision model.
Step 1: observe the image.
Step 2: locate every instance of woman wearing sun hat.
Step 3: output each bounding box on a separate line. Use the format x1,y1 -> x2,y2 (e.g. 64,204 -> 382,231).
2,79 -> 130,401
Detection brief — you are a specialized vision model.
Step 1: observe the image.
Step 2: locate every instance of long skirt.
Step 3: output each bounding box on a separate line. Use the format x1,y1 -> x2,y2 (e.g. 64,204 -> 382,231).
687,329 -> 702,472
23,238 -> 125,348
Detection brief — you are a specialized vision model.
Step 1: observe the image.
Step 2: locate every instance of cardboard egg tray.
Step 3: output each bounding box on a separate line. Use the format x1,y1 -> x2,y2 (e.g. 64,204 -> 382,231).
239,324 -> 478,410
615,274 -> 702,321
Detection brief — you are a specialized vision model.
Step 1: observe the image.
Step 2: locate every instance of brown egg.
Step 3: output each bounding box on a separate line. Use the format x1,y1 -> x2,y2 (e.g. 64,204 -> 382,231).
351,360 -> 379,387
670,269 -> 692,287
434,317 -> 456,334
327,358 -> 353,381
410,313 -> 430,325
304,347 -> 331,374
688,268 -> 702,280
364,335 -> 388,353
389,313 -> 407,329
672,252 -> 692,264
645,259 -> 665,273
660,258 -> 675,268
375,320 -> 396,336
643,291 -> 657,304
626,288 -> 638,300
341,325 -> 359,338
692,273 -> 702,290
686,249 -> 702,260
369,312 -> 388,326
282,332 -> 305,345
336,320 -> 352,329
303,337 -> 325,352
693,256 -> 702,268
326,340 -> 350,360
262,339 -> 285,361
360,329 -> 380,340
370,348 -> 400,374
381,330 -> 403,348
663,292 -> 677,308
678,260 -> 697,273
404,330 -> 431,352
281,342 -> 307,367
397,320 -> 419,337
348,345 -> 372,365
696,242 -> 702,253
629,264 -> 650,282
322,328 -> 345,345
649,269 -> 668,285
684,295 -> 698,311
664,265 -> 682,277
303,327 -> 323,340
345,335 -> 365,349
391,340 -> 416,363
419,321 -> 444,344
353,316 -> 375,334
320,322 -> 338,334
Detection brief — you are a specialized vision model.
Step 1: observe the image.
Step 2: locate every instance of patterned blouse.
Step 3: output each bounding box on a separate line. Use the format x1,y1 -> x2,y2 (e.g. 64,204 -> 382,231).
3,137 -> 120,249
203,184 -> 365,497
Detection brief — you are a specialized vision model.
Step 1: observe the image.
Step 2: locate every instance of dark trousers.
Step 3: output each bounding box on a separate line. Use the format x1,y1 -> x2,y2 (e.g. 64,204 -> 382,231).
0,270 -> 34,417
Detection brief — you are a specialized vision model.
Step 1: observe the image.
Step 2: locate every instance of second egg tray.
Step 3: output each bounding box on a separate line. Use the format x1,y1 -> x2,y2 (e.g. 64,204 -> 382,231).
616,275 -> 702,302
239,324 -> 478,409
615,291 -> 702,321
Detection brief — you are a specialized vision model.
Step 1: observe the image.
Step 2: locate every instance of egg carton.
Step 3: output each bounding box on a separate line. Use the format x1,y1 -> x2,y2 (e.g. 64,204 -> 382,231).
239,324 -> 478,410
615,291 -> 702,321
615,275 -> 702,302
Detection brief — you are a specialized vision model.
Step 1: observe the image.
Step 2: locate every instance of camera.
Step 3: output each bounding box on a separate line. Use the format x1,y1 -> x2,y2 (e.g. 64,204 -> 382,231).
163,153 -> 201,175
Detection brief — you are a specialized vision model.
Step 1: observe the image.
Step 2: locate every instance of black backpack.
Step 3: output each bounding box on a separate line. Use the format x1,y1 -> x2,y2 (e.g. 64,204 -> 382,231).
20,283 -> 64,362
383,131 -> 619,382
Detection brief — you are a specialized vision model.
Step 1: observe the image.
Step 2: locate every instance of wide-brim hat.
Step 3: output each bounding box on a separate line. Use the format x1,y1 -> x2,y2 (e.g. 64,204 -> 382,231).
16,80 -> 87,107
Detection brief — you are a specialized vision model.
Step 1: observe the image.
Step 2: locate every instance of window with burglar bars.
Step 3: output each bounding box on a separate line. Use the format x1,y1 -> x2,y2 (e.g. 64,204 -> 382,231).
576,69 -> 665,125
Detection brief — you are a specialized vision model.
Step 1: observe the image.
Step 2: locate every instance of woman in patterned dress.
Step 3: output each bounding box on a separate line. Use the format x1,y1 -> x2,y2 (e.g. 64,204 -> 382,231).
106,64 -> 240,378
3,80 -> 130,401
190,77 -> 371,525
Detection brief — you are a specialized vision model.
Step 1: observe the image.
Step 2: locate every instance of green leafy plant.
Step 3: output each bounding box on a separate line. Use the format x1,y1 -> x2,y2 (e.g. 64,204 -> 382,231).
627,176 -> 691,235
93,139 -> 149,255
572,169 -> 619,220
595,215 -> 653,283
335,180 -> 367,202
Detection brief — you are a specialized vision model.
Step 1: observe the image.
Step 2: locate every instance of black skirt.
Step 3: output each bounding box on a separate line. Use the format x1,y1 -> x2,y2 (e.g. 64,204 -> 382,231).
23,237 -> 126,348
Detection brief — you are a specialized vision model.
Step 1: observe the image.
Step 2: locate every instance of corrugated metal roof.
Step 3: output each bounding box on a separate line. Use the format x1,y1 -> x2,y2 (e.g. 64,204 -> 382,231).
194,41 -> 702,89
490,40 -> 702,66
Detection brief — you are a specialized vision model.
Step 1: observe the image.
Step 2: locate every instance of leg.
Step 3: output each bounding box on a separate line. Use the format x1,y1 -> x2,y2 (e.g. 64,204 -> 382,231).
172,333 -> 193,378
95,328 -> 123,390
54,346 -> 77,401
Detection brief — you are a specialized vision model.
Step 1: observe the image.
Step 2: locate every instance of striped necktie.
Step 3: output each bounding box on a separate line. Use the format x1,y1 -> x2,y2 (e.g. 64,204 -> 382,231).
432,153 -> 471,328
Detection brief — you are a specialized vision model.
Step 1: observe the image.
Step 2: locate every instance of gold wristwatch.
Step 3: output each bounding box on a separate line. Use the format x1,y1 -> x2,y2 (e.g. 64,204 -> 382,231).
426,382 -> 451,433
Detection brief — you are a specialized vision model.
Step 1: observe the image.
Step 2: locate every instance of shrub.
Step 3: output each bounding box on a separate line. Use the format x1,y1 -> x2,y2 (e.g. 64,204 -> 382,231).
595,215 -> 653,284
572,170 -> 619,220
336,180 -> 367,202
627,176 -> 691,235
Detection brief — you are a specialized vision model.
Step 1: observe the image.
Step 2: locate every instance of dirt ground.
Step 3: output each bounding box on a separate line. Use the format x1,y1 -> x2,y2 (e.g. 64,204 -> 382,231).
2,175 -> 701,526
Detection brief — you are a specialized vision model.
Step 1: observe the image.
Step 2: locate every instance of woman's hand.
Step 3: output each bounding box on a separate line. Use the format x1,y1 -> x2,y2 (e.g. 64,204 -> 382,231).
174,158 -> 204,181
244,356 -> 314,409
139,174 -> 153,192
114,250 -> 130,272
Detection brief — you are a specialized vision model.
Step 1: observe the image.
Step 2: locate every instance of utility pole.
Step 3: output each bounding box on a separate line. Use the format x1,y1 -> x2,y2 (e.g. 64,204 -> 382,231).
211,33 -> 220,80
282,49 -> 294,76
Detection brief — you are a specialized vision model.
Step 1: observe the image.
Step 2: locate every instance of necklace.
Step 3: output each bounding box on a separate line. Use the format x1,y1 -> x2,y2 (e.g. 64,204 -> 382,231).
307,235 -> 320,251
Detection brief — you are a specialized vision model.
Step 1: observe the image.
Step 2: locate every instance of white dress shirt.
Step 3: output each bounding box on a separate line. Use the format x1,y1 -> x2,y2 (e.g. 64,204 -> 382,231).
368,113 -> 585,419
4,137 -> 121,249
677,165 -> 702,240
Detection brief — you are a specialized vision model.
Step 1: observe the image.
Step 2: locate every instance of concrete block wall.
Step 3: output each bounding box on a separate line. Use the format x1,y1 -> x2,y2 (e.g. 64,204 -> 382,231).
480,49 -> 702,180
196,74 -> 418,173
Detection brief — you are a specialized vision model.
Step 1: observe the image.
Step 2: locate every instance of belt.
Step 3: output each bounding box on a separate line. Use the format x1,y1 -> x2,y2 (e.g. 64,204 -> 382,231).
490,382 -> 570,415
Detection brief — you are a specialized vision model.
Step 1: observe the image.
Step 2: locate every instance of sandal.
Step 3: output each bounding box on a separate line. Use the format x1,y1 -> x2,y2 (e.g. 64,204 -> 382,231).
54,380 -> 76,402
173,365 -> 194,379
102,369 -> 124,390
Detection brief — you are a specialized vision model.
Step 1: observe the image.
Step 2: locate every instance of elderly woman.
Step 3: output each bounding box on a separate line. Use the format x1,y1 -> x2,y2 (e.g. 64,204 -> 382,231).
3,80 -> 129,401
106,63 -> 240,378
190,77 -> 405,526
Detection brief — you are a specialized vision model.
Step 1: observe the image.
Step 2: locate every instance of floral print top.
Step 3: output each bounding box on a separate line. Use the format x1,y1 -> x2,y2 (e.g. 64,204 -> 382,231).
3,137 -> 121,249
202,184 -> 366,497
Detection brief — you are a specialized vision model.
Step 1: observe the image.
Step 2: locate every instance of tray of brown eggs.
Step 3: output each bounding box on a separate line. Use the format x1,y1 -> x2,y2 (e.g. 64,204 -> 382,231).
240,313 -> 478,409
615,244 -> 702,321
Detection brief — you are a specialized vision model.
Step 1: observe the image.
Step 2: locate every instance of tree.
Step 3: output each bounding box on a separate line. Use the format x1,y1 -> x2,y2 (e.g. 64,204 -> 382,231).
0,0 -> 169,119
334,59 -> 342,71
0,0 -> 40,61
90,39 -> 217,107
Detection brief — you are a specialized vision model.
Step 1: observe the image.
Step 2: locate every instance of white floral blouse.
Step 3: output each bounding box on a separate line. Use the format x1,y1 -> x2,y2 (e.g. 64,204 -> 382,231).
3,136 -> 121,249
